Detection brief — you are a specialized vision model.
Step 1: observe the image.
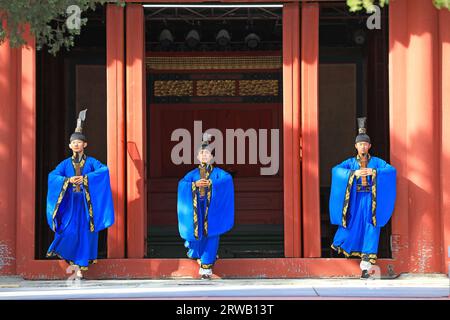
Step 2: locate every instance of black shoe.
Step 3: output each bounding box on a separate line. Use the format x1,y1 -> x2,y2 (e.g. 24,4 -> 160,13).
201,274 -> 212,280
360,270 -> 370,279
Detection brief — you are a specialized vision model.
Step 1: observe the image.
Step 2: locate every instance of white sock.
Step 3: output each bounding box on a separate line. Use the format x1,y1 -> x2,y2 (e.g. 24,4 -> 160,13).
199,268 -> 213,276
360,260 -> 372,271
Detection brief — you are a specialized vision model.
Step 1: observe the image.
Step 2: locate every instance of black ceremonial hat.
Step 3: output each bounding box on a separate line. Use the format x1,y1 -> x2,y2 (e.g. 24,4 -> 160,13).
355,117 -> 371,144
70,109 -> 88,142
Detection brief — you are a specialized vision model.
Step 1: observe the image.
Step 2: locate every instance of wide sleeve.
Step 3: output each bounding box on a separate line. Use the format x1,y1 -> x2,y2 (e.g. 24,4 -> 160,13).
177,171 -> 196,240
207,170 -> 235,235
82,159 -> 115,232
46,160 -> 71,232
372,160 -> 397,227
329,159 -> 355,228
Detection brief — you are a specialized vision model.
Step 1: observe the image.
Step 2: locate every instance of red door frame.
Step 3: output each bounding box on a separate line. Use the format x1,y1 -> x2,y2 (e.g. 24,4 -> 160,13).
9,0 -> 449,279
439,7 -> 450,276
106,5 -> 126,259
300,3 -> 321,258
16,27 -> 36,277
389,0 -> 446,273
0,23 -> 19,276
282,2 -> 302,258
125,4 -> 147,258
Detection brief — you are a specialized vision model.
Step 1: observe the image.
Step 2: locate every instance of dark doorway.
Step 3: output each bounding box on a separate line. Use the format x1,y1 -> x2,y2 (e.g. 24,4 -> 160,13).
318,3 -> 392,258
35,6 -> 108,259
144,5 -> 284,258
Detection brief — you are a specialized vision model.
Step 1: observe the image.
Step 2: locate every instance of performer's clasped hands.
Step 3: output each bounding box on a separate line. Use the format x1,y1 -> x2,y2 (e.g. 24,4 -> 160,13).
69,176 -> 84,185
354,168 -> 374,177
195,179 -> 211,188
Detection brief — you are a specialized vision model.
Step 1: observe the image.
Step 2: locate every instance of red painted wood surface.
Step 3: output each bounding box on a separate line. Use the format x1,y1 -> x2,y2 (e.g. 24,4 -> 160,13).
149,103 -> 281,178
301,2 -> 321,258
149,178 -> 283,226
1,0 -> 448,278
0,25 -> 18,275
16,27 -> 36,275
106,4 -> 126,258
439,8 -> 450,275
389,0 -> 442,273
388,0 -> 410,272
126,4 -> 147,258
282,2 -> 301,258
405,0 -> 441,273
148,102 -> 283,227
18,258 -> 408,280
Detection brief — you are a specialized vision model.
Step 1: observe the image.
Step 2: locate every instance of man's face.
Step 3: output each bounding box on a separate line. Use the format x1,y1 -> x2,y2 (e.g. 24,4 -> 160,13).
355,142 -> 371,155
197,149 -> 213,164
69,139 -> 87,153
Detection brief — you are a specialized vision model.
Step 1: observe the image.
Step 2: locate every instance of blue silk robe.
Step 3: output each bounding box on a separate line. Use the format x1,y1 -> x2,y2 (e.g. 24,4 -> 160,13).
177,166 -> 234,267
329,155 -> 396,263
46,154 -> 115,270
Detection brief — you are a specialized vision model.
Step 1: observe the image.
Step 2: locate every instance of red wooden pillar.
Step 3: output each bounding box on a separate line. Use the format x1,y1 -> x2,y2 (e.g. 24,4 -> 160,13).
388,0 -> 410,272
301,2 -> 321,258
405,0 -> 441,273
126,4 -> 147,258
16,27 -> 36,274
439,8 -> 450,275
0,27 -> 18,275
282,2 -> 301,257
390,0 -> 441,273
107,4 -> 126,258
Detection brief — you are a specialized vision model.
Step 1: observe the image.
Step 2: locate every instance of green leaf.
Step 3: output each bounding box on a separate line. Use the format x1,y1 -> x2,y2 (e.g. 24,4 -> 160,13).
0,0 -> 123,54
434,0 -> 450,10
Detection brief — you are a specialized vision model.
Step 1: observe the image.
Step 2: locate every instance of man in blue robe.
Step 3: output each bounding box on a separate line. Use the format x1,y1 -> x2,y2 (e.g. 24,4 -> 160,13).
177,140 -> 234,279
46,109 -> 115,279
329,117 -> 396,279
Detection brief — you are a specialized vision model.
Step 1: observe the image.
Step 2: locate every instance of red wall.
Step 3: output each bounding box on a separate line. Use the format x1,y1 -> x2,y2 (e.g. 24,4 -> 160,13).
0,30 -> 18,275
0,1 -> 449,278
389,0 -> 449,273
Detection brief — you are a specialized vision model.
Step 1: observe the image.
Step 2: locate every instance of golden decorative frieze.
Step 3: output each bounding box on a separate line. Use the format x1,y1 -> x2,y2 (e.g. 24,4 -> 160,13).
154,80 -> 193,97
239,80 -> 279,96
147,56 -> 282,71
197,80 -> 236,96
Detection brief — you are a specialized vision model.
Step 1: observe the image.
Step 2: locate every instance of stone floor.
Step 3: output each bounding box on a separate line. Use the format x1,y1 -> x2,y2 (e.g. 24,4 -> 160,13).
0,273 -> 448,300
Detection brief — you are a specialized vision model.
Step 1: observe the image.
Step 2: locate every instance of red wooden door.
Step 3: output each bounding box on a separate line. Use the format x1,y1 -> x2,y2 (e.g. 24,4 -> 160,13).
148,102 -> 283,223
